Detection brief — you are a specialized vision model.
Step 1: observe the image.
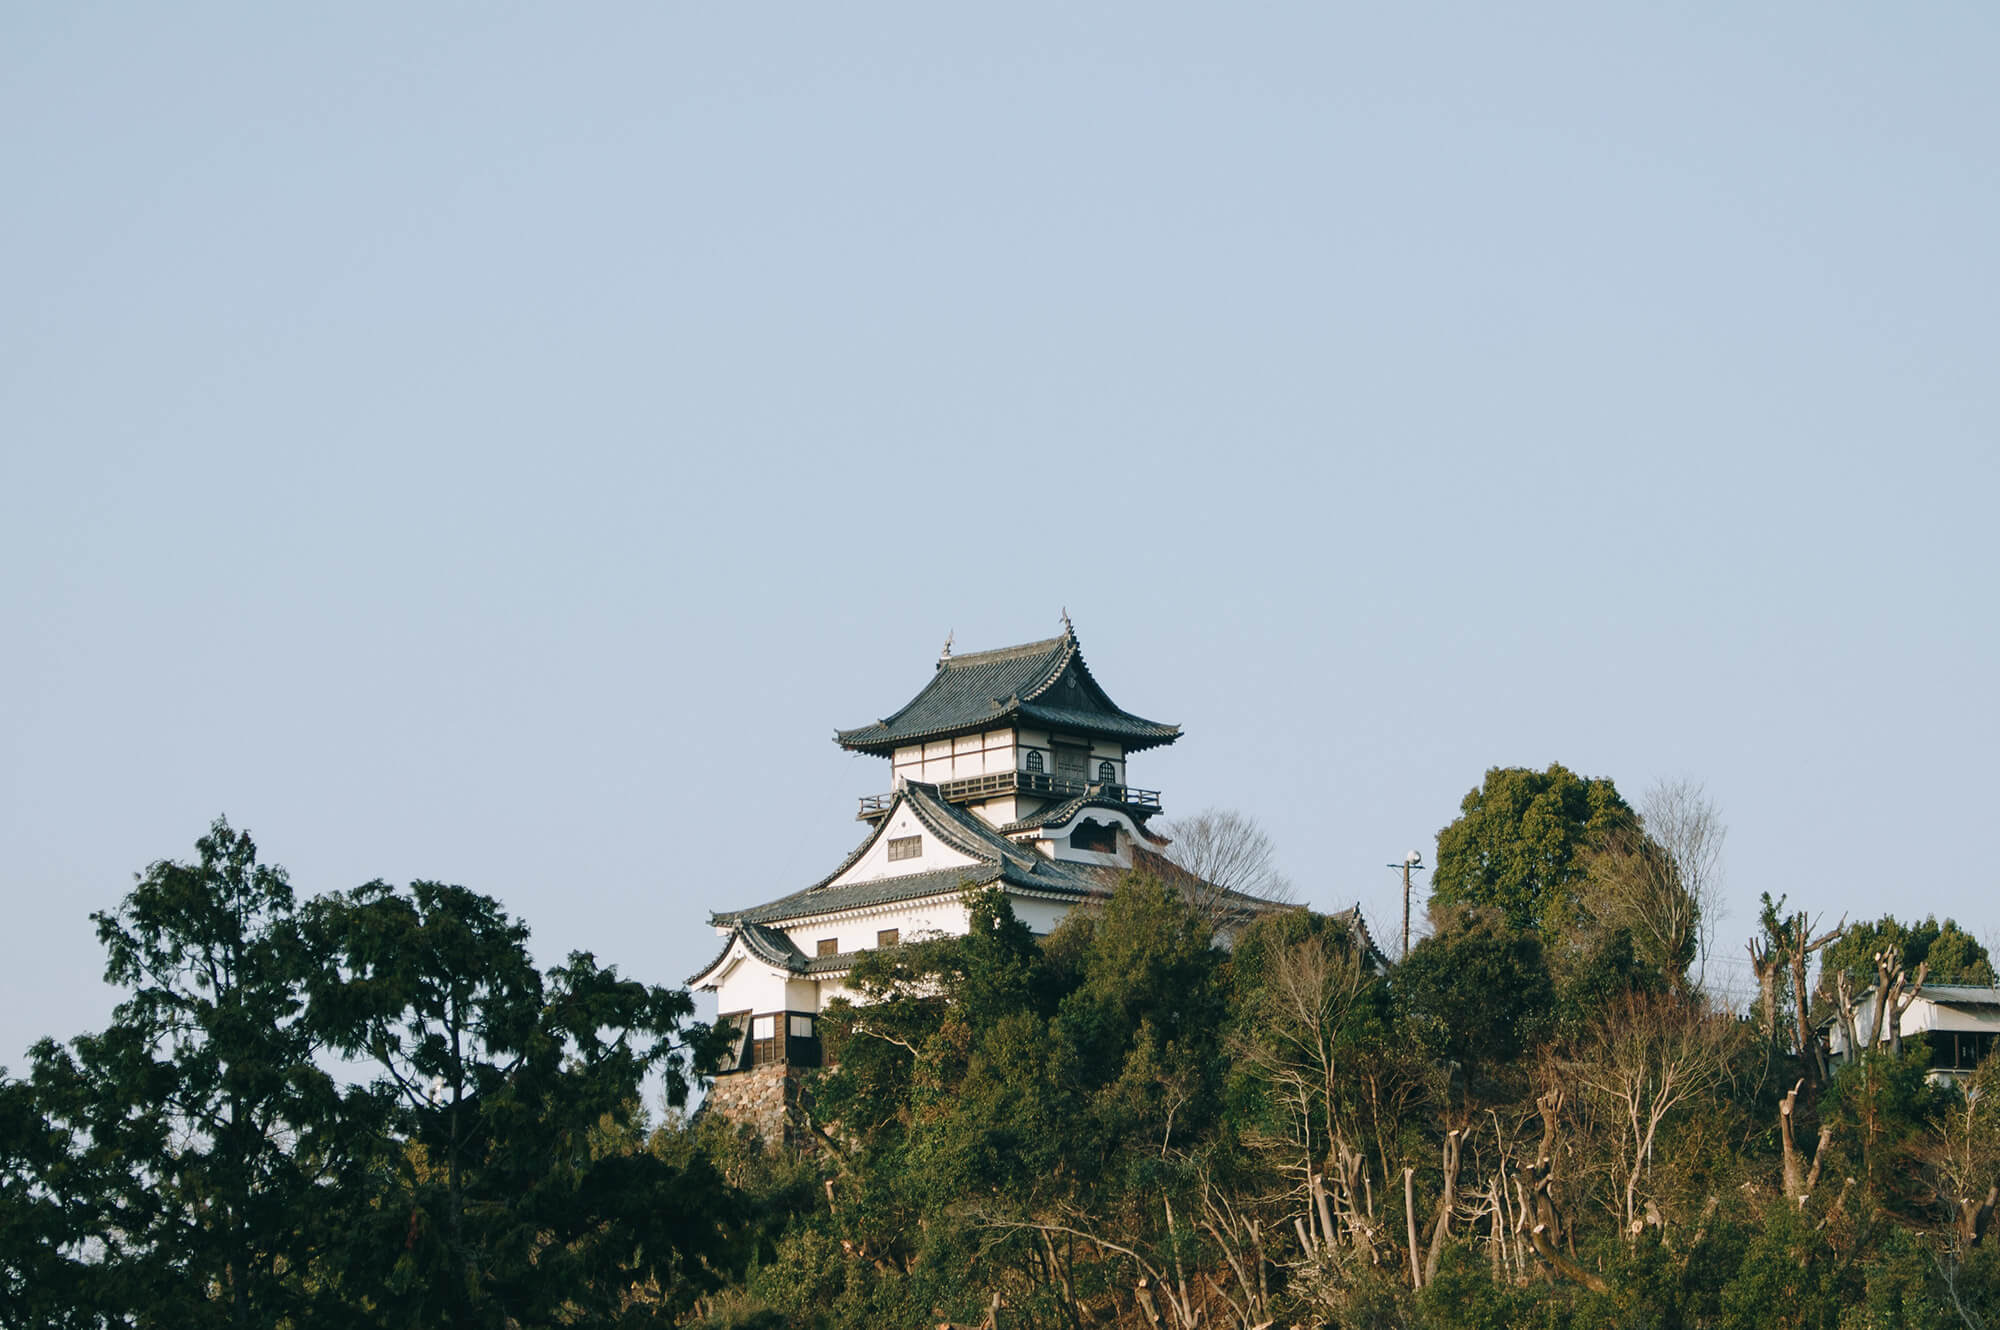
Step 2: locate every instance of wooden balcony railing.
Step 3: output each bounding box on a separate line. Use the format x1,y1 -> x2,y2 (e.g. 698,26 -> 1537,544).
858,770 -> 1161,820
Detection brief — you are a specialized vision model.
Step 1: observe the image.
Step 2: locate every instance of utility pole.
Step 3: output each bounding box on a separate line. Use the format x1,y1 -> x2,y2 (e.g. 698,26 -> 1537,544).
1389,851 -> 1427,961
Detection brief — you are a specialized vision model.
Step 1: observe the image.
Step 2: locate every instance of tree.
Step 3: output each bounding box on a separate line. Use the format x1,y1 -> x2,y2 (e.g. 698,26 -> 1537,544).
1396,906 -> 1555,1084
1570,992 -> 1740,1234
1155,807 -> 1294,916
304,879 -> 727,1326
7,818 -> 379,1326
1581,780 -> 1726,994
1431,764 -> 1640,934
1819,916 -> 1995,1003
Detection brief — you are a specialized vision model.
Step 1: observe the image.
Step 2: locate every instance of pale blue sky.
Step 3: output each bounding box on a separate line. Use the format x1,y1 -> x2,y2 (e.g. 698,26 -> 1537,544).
5,5 -> 1996,1068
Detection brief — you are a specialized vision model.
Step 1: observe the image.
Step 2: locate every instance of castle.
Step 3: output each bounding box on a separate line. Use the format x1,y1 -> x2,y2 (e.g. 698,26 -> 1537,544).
689,619 -> 1290,1137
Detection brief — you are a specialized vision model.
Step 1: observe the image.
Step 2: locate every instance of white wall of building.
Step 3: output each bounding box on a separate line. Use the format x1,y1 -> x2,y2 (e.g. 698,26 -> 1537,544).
705,947 -> 796,1016
779,895 -> 974,961
829,807 -> 980,886
891,729 -> 1017,785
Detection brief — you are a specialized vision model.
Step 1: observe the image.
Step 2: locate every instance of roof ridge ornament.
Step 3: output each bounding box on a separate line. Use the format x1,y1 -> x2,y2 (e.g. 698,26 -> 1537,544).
939,629 -> 954,666
1060,607 -> 1074,637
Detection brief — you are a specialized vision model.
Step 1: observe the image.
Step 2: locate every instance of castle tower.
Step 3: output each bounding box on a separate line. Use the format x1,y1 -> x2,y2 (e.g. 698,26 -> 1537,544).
688,619 -> 1225,1138
836,619 -> 1181,861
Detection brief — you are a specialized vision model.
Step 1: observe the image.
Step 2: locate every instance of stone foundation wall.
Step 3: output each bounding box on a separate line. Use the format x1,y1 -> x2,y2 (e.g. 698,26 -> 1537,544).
702,1063 -> 806,1146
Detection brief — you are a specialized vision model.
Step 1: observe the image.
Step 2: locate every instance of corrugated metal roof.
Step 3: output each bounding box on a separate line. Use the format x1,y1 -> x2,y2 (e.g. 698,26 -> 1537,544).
1924,985 -> 2000,1009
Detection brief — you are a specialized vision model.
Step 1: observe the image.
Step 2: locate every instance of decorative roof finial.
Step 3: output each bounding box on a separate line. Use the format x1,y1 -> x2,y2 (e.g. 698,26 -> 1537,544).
1060,606 -> 1074,636
940,629 -> 955,662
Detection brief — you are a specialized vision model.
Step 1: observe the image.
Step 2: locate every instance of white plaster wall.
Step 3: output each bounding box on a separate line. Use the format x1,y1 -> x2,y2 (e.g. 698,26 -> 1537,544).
1831,995 -> 2000,1056
829,807 -> 980,886
1036,808 -> 1143,867
751,893 -> 1104,1012
891,729 -> 1016,784
1903,1002 -> 2000,1036
780,897 -> 974,959
966,795 -> 1017,827
709,955 -> 795,1017
1011,897 -> 1076,935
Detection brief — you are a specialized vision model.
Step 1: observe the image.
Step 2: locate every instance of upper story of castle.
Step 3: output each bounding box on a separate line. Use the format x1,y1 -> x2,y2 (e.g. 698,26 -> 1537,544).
834,618 -> 1180,864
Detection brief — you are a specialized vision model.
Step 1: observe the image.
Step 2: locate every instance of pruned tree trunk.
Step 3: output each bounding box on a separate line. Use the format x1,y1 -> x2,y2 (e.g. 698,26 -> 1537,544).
1787,914 -> 1842,1084
1886,960 -> 1928,1056
1528,1224 -> 1607,1294
1403,1167 -> 1423,1290
1423,1129 -> 1463,1285
1804,1124 -> 1831,1197
1833,971 -> 1862,1063
1959,1185 -> 1998,1249
1748,937 -> 1784,1043
1780,1080 -> 1807,1201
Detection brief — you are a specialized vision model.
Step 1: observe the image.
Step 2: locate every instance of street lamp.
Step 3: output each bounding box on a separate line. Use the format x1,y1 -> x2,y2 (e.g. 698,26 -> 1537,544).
1388,850 -> 1427,962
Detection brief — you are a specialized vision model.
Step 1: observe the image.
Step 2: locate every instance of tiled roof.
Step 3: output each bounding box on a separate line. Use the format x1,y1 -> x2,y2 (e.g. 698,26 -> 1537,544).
712,782 -> 1110,929
806,947 -> 872,975
835,626 -> 1181,755
1330,904 -> 1391,973
685,920 -> 810,985
718,864 -> 1007,927
1001,794 -> 1166,838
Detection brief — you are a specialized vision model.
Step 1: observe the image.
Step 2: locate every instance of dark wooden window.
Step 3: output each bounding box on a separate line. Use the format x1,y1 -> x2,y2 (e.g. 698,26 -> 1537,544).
1024,749 -> 1045,773
1055,747 -> 1088,780
720,1010 -> 752,1072
1932,1031 -> 1996,1071
877,928 -> 900,948
817,937 -> 838,957
786,1013 -> 822,1068
887,835 -> 921,861
751,1014 -> 779,1067
1098,760 -> 1117,782
1072,819 -> 1117,853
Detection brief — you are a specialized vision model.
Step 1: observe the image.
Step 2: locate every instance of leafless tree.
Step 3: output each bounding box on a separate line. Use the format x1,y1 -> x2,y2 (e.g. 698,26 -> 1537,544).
1641,780 -> 1727,987
1571,992 -> 1741,1235
1233,927 -> 1376,1181
1583,780 -> 1727,995
1155,808 -> 1295,918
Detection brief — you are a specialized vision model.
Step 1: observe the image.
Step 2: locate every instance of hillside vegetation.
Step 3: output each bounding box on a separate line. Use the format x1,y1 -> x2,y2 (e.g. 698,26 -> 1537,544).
6,777 -> 1999,1328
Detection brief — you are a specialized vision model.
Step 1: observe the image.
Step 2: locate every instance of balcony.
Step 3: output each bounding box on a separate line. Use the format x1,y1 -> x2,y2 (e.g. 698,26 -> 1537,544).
858,769 -> 1162,821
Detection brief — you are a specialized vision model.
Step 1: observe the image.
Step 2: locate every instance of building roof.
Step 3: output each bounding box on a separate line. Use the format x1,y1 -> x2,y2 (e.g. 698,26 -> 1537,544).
1331,903 -> 1391,973
1001,793 -> 1168,841
1920,985 -> 2000,1009
834,625 -> 1182,756
710,781 -> 1114,931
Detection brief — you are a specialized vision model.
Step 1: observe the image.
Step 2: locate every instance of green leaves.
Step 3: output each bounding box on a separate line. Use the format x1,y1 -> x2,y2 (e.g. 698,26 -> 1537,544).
1432,763 -> 1641,934
10,817 -> 378,1326
307,878 -> 727,1325
2,820 -> 730,1328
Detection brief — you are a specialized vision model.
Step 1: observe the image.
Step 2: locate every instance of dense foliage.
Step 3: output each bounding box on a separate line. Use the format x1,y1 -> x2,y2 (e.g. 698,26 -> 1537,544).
5,807 -> 1998,1328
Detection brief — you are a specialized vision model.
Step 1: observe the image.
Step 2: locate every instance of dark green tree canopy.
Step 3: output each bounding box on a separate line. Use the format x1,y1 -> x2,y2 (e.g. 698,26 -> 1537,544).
1431,763 -> 1641,933
1818,914 -> 1996,997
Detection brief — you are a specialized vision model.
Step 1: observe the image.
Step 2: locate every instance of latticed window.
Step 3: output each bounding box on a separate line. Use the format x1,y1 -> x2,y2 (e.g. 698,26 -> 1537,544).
877,928 -> 900,948
1024,749 -> 1044,773
887,835 -> 921,861
1098,761 -> 1116,782
817,937 -> 838,957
